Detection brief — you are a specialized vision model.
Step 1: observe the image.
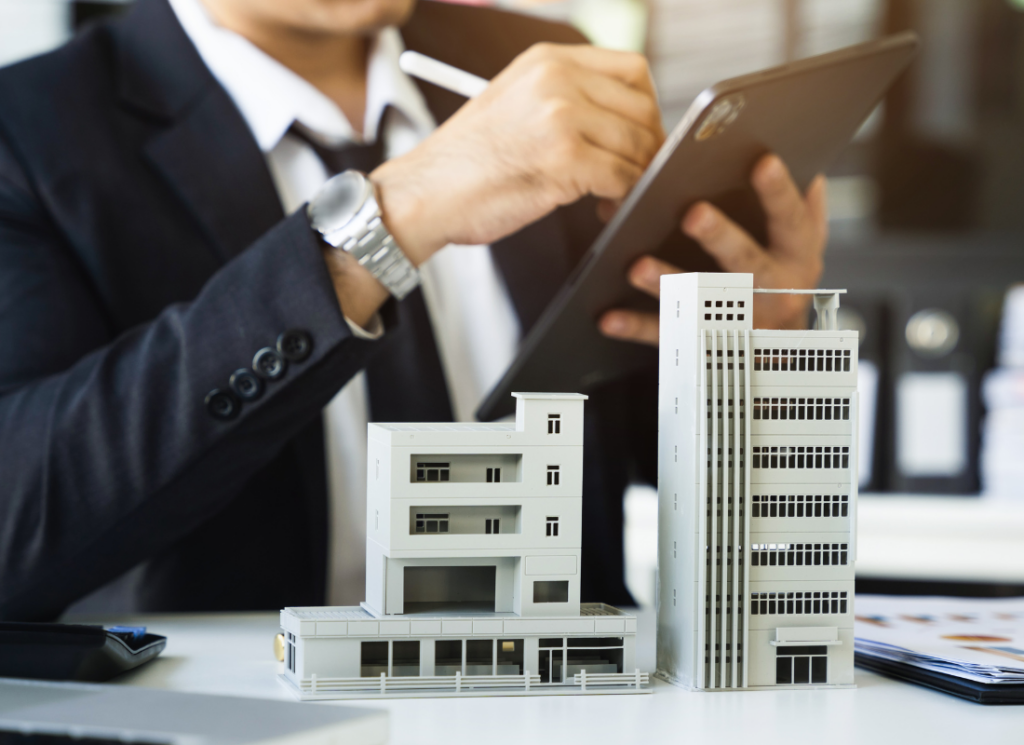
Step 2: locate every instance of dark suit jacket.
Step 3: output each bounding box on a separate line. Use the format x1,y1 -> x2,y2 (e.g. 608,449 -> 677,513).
0,0 -> 657,621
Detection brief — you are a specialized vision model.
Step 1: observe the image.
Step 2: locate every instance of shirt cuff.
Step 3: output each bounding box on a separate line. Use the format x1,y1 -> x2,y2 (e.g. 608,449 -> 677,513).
344,312 -> 385,341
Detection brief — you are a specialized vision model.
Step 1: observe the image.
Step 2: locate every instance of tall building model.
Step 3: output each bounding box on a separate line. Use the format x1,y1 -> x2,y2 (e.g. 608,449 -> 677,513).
280,393 -> 648,699
657,273 -> 858,690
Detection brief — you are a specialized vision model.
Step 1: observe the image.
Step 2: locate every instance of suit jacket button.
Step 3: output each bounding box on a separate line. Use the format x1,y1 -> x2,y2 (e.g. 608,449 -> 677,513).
229,368 -> 264,401
253,347 -> 287,380
205,389 -> 240,420
277,329 -> 313,362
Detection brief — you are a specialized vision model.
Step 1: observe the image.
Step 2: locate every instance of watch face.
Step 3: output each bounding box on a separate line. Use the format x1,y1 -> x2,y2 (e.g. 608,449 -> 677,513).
310,171 -> 372,234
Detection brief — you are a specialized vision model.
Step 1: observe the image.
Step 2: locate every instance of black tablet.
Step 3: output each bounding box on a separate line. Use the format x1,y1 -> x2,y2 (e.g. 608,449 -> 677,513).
477,32 -> 918,421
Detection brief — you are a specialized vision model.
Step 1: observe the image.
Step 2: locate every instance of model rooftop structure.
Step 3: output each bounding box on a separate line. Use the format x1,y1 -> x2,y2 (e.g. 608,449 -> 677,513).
280,393 -> 648,699
656,273 -> 858,691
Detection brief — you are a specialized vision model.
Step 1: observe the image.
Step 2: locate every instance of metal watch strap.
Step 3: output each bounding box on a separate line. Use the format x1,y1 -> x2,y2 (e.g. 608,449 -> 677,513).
314,176 -> 420,301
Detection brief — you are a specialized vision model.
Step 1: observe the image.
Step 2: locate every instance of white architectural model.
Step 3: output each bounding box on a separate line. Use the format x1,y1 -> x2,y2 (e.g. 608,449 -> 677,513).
280,393 -> 648,699
657,273 -> 857,690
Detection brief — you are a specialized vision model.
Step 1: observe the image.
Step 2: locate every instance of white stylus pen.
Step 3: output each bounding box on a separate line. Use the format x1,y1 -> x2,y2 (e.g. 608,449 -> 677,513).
399,50 -> 489,98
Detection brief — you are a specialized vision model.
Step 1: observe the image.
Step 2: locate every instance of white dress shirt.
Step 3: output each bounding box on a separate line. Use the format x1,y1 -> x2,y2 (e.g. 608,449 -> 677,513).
170,0 -> 521,604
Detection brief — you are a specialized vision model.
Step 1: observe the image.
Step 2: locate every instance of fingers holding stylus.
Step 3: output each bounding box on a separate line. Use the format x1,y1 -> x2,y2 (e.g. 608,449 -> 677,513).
373,42 -> 667,253
521,43 -> 660,100
564,63 -> 665,140
497,46 -> 664,164
561,102 -> 662,169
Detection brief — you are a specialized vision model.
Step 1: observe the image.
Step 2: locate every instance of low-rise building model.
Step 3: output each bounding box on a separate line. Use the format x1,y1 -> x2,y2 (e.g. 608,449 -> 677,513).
280,393 -> 648,699
657,273 -> 857,690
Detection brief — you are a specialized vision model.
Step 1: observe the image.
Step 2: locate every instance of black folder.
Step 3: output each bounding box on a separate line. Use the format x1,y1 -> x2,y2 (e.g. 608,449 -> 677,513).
856,654 -> 1024,705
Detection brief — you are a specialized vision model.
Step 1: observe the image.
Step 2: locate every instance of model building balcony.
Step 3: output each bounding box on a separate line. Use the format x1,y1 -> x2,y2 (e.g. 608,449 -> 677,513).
410,453 -> 522,483
408,505 -> 521,534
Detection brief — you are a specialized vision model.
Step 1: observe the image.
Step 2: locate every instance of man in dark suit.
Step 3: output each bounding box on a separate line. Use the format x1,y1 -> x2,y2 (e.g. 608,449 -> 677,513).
0,0 -> 826,621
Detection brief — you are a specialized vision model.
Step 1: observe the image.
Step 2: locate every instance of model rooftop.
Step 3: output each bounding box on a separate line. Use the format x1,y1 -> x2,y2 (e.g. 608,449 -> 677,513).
511,392 -> 590,401
372,422 -> 515,433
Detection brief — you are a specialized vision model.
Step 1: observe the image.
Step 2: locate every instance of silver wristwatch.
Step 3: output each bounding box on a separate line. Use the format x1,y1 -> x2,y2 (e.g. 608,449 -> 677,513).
307,170 -> 420,300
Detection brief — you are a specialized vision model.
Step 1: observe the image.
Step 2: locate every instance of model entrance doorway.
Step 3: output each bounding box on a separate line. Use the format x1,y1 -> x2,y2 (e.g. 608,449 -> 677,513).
539,638 -> 564,683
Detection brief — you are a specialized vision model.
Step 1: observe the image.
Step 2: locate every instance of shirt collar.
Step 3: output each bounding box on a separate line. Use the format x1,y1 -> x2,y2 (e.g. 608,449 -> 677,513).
168,0 -> 435,152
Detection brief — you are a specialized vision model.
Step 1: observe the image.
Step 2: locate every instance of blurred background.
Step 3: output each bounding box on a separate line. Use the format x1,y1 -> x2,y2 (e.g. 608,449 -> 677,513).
4,0 -> 1024,605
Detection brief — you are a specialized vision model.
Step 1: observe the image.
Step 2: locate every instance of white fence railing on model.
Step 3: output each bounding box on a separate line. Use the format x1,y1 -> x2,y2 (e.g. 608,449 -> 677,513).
301,672 -> 541,695
298,668 -> 649,695
572,669 -> 649,690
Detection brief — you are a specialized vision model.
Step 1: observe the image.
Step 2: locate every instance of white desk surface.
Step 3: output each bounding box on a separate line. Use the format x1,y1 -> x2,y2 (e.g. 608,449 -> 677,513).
66,608 -> 1024,745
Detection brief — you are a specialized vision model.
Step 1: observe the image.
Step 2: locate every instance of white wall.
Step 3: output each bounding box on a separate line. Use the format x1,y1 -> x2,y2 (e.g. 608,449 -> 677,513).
0,0 -> 69,69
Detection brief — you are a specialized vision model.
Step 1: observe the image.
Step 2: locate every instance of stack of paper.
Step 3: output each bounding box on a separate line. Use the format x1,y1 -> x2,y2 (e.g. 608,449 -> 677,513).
857,639 -> 1024,685
980,286 -> 1024,498
855,595 -> 1024,702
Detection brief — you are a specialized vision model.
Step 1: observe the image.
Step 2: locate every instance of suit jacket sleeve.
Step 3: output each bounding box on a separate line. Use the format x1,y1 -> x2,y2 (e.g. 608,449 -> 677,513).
0,134 -> 378,621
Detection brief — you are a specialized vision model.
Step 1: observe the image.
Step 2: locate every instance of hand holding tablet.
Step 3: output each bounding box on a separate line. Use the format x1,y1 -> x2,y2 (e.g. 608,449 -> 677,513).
477,32 -> 918,420
599,153 -> 829,345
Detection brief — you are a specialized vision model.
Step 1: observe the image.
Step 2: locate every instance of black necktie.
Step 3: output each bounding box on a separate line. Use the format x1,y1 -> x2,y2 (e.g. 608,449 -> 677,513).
289,124 -> 385,175
291,123 -> 454,423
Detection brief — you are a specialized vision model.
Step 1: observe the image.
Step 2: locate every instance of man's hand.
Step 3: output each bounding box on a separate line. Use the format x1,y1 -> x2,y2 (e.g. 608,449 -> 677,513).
599,154 -> 828,344
369,43 -> 665,265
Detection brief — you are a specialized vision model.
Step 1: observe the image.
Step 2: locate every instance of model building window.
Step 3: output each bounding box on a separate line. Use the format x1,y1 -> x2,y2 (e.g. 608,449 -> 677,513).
533,580 -> 569,603
751,348 -> 850,373
752,446 -> 849,470
750,543 -> 849,566
753,397 -> 851,421
485,518 -> 501,534
392,641 -> 420,677
414,513 -> 449,533
547,413 -> 561,434
546,516 -> 559,537
360,641 -> 389,678
750,591 -> 848,615
466,639 -> 494,676
751,494 -> 849,519
546,465 -> 560,485
486,467 -> 501,482
776,645 -> 828,685
415,462 -> 449,482
434,640 -> 462,676
497,639 -> 524,675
